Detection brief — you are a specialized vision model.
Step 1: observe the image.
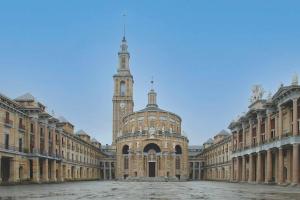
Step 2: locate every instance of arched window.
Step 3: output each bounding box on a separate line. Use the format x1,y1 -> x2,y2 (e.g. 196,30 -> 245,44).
120,81 -> 126,96
122,145 -> 129,154
143,143 -> 161,153
175,145 -> 182,154
121,57 -> 126,68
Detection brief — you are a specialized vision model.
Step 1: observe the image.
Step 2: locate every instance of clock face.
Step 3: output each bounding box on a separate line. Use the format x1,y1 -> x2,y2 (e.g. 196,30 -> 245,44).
120,102 -> 126,109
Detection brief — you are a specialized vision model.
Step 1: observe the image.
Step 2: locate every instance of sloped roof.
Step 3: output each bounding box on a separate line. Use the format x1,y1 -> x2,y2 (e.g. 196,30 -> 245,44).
76,129 -> 88,136
58,116 -> 68,123
216,129 -> 230,137
15,93 -> 35,102
204,138 -> 213,144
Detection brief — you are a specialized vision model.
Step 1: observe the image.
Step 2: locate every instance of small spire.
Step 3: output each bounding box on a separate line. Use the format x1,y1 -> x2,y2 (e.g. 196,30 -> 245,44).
122,12 -> 127,40
150,76 -> 154,90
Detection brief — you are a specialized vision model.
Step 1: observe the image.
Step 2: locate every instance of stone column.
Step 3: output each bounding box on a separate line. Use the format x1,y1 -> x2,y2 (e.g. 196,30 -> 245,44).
192,162 -> 195,180
287,149 -> 292,183
51,161 -> 57,182
248,154 -> 253,182
0,155 -> 2,182
43,159 -> 49,182
198,162 -> 201,180
236,157 -> 240,181
57,162 -> 63,182
249,121 -> 253,147
231,158 -> 234,181
34,120 -> 39,153
104,162 -> 107,180
278,148 -> 284,184
266,149 -> 272,183
241,156 -> 246,181
44,126 -> 49,155
242,123 -> 246,149
236,131 -> 240,150
9,158 -> 19,183
109,162 -> 112,180
256,152 -> 262,183
292,144 -> 299,184
266,112 -> 272,142
257,115 -> 262,145
52,129 -> 56,156
278,105 -> 282,139
293,98 -> 299,136
32,158 -> 40,183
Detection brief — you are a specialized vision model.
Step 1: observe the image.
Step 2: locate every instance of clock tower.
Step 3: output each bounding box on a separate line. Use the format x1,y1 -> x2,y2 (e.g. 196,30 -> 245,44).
112,36 -> 134,144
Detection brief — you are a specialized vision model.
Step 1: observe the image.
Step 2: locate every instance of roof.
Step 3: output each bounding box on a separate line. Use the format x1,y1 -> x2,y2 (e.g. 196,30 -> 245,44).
58,116 -> 68,123
91,138 -> 98,143
15,93 -> 35,102
203,138 -> 213,144
76,129 -> 88,136
216,129 -> 230,137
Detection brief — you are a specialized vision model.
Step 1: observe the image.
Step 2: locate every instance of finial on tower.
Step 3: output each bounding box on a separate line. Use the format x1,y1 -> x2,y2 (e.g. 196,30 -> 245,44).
151,76 -> 154,90
122,12 -> 127,41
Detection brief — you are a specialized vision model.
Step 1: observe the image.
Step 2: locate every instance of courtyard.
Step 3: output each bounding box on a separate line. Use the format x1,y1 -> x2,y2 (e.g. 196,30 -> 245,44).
0,181 -> 299,200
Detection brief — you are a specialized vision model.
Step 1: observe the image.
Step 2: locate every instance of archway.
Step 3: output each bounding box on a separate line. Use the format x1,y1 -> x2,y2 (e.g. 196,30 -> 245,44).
143,143 -> 161,177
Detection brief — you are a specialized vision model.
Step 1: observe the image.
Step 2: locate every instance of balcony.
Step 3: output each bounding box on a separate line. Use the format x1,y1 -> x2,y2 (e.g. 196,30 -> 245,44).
232,135 -> 300,158
4,118 -> 13,127
19,124 -> 25,132
0,143 -> 25,152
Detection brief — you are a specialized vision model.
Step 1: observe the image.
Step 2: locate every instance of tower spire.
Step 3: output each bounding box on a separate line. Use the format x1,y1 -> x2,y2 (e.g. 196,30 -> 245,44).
122,12 -> 127,40
151,76 -> 154,90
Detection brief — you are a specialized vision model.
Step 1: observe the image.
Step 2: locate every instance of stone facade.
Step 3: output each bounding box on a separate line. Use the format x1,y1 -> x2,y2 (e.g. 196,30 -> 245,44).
200,131 -> 232,181
113,37 -> 189,180
0,93 -> 114,184
229,79 -> 300,185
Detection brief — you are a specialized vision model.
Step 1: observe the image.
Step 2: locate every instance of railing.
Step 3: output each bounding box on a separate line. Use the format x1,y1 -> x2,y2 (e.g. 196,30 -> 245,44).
19,124 -> 25,130
4,118 -> 13,126
0,143 -> 25,152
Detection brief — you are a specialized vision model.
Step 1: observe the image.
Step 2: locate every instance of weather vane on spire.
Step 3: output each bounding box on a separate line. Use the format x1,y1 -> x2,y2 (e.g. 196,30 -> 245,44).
122,12 -> 127,39
151,76 -> 154,90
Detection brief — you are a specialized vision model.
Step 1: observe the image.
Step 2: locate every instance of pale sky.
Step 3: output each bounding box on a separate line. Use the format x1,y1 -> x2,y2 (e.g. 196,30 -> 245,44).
0,1 -> 299,145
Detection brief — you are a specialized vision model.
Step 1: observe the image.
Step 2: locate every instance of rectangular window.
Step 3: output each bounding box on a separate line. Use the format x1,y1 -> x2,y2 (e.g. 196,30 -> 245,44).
19,118 -> 23,128
4,134 -> 9,149
30,123 -> 34,133
176,157 -> 180,170
5,112 -> 9,121
30,134 -> 34,153
19,138 -> 23,152
40,128 -> 44,137
124,157 -> 129,170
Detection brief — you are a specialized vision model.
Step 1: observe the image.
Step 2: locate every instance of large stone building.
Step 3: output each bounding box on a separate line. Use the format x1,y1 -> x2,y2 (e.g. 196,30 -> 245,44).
201,130 -> 232,181
2,33 -> 300,186
113,36 -> 189,180
0,93 -> 114,184
229,78 -> 300,185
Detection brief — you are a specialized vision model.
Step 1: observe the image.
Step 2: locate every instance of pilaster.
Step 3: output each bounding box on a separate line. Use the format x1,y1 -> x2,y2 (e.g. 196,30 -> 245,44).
278,148 -> 284,184
293,98 -> 299,136
292,144 -> 299,184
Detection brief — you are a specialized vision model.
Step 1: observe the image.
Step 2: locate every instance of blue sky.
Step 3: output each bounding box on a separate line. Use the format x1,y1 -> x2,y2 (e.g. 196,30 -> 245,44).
0,1 -> 299,145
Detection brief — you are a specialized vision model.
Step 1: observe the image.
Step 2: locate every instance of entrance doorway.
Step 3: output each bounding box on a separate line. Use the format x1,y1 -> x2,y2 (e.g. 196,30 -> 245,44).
1,157 -> 10,182
149,162 -> 155,177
